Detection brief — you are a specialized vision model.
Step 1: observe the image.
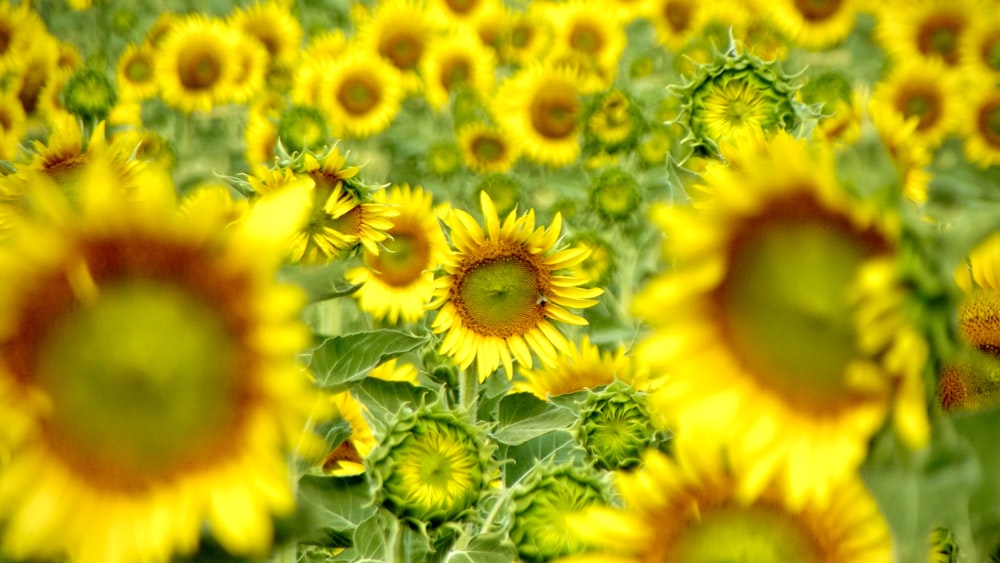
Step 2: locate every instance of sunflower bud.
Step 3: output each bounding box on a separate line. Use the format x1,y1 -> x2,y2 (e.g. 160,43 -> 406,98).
61,67 -> 117,122
575,380 -> 662,470
277,104 -> 330,154
474,174 -> 522,217
588,167 -> 641,223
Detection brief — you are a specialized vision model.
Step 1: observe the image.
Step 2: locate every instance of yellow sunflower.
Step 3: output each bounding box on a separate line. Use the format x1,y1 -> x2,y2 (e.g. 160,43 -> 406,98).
317,48 -> 405,139
496,5 -> 555,66
875,0 -> 975,68
155,15 -> 242,114
544,0 -> 627,93
427,0 -> 496,27
429,192 -> 603,382
560,439 -> 893,562
870,104 -> 934,204
356,0 -> 436,95
766,0 -> 860,49
322,391 -> 377,476
0,93 -> 26,162
420,26 -> 497,112
116,43 -> 158,101
492,63 -> 585,167
0,162 -> 320,563
869,59 -> 958,150
960,16 -> 1000,79
457,121 -> 520,174
634,132 -> 928,507
641,0 -> 716,50
345,184 -> 449,325
958,82 -> 1000,168
228,0 -> 303,67
515,335 -> 648,399
0,3 -> 45,68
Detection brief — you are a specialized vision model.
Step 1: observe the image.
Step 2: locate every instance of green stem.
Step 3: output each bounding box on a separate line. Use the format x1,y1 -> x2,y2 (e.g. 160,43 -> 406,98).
459,368 -> 478,413
271,542 -> 297,563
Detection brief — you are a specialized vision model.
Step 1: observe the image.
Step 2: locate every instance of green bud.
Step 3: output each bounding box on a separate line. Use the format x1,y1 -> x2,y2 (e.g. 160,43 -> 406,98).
277,104 -> 330,154
574,380 -> 663,470
588,167 -> 641,223
61,67 -> 117,122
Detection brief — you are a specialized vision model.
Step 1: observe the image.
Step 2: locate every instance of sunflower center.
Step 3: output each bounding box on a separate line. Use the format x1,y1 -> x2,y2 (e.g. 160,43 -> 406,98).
471,134 -> 504,163
445,0 -> 478,15
669,504 -> 822,563
456,250 -> 546,337
794,0 -> 842,21
984,35 -> 1000,72
36,279 -> 239,485
917,17 -> 963,65
978,100 -> 1000,147
959,290 -> 1000,355
664,1 -> 693,32
325,202 -> 364,237
511,24 -> 534,48
442,58 -> 471,91
699,79 -> 774,143
381,33 -> 423,70
530,85 -> 580,140
178,46 -> 223,90
125,54 -> 153,84
896,87 -> 941,131
366,224 -> 430,286
338,75 -> 382,114
717,199 -> 888,406
569,24 -> 603,55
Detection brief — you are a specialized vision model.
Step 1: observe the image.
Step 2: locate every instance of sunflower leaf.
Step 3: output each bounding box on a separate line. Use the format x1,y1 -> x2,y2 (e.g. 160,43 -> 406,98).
309,330 -> 428,391
296,475 -> 377,548
443,531 -> 517,563
491,392 -> 578,446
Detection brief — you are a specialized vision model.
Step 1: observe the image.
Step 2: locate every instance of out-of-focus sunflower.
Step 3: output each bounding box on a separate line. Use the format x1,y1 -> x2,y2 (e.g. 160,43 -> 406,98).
635,132 -> 929,507
876,0 -> 975,68
560,439 -> 893,562
227,31 -> 269,105
956,84 -> 1000,168
420,26 -> 497,112
496,5 -> 554,66
317,48 -> 404,139
544,0 -> 627,93
116,43 -> 158,101
357,0 -> 436,95
457,121 -> 520,174
244,109 -> 280,172
155,15 -> 242,114
960,17 -> 1000,79
514,335 -> 647,399
228,0 -> 303,68
345,184 -> 449,325
869,60 -> 957,150
870,105 -> 934,204
0,93 -> 26,162
641,0 -> 716,50
765,0 -> 860,50
427,0 -> 495,27
429,192 -> 603,382
0,163 -> 321,563
492,63 -> 585,167
0,3 -> 45,68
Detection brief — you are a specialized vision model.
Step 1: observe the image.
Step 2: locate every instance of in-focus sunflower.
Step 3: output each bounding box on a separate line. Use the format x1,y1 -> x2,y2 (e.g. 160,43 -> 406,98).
515,335 -> 646,399
155,15 -> 242,114
420,27 -> 497,112
560,439 -> 893,563
322,391 -> 376,476
317,48 -> 404,139
958,83 -> 1000,168
767,0 -> 860,50
492,63 -> 585,167
457,121 -> 520,174
345,184 -> 449,325
115,43 -> 158,101
0,164 -> 320,563
876,0 -> 974,68
869,60 -> 957,150
357,0 -> 436,95
429,192 -> 603,382
634,132 -> 929,507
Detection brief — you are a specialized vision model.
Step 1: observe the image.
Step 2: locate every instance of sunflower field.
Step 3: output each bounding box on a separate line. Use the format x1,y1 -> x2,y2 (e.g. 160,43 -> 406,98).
1,0 -> 1000,561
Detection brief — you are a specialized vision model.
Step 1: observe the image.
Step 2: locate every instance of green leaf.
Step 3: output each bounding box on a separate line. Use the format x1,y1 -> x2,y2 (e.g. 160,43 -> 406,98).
296,474 -> 377,547
309,330 -> 428,391
277,261 -> 355,304
499,430 -> 582,487
350,510 -> 397,563
443,533 -> 517,563
492,393 -> 578,446
351,378 -> 436,434
953,407 -> 1000,559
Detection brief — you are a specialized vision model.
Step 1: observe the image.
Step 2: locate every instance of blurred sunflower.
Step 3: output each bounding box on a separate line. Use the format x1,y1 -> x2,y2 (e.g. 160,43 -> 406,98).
228,1 -> 303,68
869,60 -> 957,150
870,106 -> 934,204
767,0 -> 860,50
497,6 -> 554,66
427,0 -> 494,26
514,335 -> 647,399
116,43 -> 158,101
457,121 -> 520,174
0,164 -> 320,563
561,440 -> 893,562
635,132 -> 928,507
492,63 -> 585,167
960,16 -> 1000,78
642,0 -> 716,50
346,184 -> 449,325
876,0 -> 974,68
429,192 -> 603,382
0,93 -> 26,162
420,26 -> 497,112
957,83 -> 1000,168
357,0 -> 435,95
155,15 -> 242,114
228,31 -> 269,105
545,0 -> 627,93
318,48 -> 404,139
0,3 -> 44,68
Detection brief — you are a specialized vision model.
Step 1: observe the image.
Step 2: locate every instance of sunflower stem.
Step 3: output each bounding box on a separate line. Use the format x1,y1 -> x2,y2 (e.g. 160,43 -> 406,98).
459,368 -> 478,412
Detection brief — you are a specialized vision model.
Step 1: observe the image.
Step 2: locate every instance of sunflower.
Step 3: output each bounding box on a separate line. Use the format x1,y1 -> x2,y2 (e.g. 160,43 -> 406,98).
420,26 -> 497,112
228,1 -> 303,67
634,132 -> 929,507
0,93 -> 26,162
870,104 -> 934,204
492,63 -> 585,167
227,31 -> 269,105
345,184 -> 449,325
869,59 -> 957,150
767,0 -> 860,49
497,6 -> 555,66
116,43 -> 158,101
544,0 -> 627,93
457,121 -> 520,174
155,15 -> 242,114
876,0 -> 974,68
641,0 -> 717,50
515,335 -> 646,399
561,439 -> 893,562
427,0 -> 495,27
0,3 -> 45,68
317,48 -> 404,139
357,0 -> 436,95
0,162 -> 320,563
960,16 -> 1000,78
429,192 -> 603,382
322,391 -> 376,476
957,82 -> 1000,168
